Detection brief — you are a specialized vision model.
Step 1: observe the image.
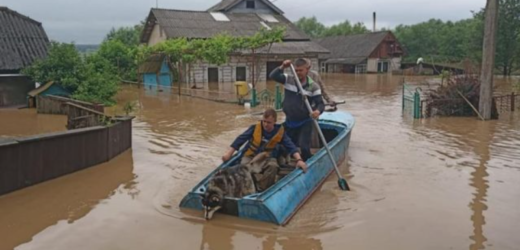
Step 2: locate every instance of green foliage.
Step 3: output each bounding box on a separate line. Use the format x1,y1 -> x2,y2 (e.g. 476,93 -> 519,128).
97,39 -> 138,81
394,18 -> 483,63
148,27 -> 286,66
294,16 -> 325,38
72,54 -> 119,105
104,22 -> 144,46
123,101 -> 137,116
23,42 -> 119,106
295,17 -> 369,38
395,0 -> 520,75
23,42 -> 83,91
321,21 -> 369,37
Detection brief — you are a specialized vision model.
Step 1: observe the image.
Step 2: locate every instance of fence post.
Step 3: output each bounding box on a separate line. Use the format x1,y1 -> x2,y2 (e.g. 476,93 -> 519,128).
251,88 -> 257,108
275,84 -> 282,110
414,91 -> 421,119
402,85 -> 405,111
512,92 -> 515,112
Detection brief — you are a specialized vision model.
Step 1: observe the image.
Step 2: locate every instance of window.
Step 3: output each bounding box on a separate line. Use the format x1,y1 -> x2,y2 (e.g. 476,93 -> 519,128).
355,64 -> 367,74
260,21 -> 271,30
246,1 -> 255,9
236,67 -> 246,81
258,14 -> 279,23
210,12 -> 230,22
377,61 -> 389,73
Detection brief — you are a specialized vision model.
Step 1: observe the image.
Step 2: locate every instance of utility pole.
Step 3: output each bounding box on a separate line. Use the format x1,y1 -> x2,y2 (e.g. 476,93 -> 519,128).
479,0 -> 499,120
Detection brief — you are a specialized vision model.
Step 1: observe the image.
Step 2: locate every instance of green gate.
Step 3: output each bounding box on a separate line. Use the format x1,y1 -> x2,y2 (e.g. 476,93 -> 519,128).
403,84 -> 422,119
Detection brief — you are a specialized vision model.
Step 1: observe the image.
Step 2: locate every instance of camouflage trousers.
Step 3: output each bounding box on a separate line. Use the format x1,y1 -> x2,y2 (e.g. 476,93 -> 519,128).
241,156 -> 279,192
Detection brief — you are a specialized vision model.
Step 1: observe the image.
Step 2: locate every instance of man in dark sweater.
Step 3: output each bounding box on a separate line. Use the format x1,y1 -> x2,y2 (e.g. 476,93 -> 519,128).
269,59 -> 325,161
222,108 -> 307,191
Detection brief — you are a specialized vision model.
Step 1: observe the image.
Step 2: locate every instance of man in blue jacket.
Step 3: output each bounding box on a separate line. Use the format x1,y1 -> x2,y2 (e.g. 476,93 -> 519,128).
222,108 -> 307,191
269,59 -> 325,161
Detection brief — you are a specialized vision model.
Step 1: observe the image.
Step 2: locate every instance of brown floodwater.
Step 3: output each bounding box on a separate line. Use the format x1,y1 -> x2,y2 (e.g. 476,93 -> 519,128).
0,74 -> 519,250
0,109 -> 67,139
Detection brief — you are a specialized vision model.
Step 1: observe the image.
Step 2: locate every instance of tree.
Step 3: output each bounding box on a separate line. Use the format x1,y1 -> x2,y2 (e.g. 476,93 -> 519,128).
23,42 -> 119,105
23,42 -> 83,91
295,16 -> 325,38
97,39 -> 138,80
495,0 -> 520,76
73,54 -> 119,105
104,22 -> 144,46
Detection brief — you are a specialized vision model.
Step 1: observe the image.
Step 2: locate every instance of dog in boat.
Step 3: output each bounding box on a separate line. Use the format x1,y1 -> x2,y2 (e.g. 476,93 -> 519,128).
201,152 -> 269,220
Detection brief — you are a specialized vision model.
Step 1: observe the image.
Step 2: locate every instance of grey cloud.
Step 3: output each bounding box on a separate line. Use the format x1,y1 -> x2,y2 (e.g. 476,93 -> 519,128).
3,0 -> 486,44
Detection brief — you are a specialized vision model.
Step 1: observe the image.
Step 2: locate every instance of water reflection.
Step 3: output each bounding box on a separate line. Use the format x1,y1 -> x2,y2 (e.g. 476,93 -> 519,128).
0,150 -> 135,250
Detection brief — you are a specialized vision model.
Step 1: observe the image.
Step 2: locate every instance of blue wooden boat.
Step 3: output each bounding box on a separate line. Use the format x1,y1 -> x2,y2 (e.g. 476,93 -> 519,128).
179,111 -> 355,225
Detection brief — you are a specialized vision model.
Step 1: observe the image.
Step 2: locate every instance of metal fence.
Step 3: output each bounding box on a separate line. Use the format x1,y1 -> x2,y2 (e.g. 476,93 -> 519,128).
402,84 -> 422,119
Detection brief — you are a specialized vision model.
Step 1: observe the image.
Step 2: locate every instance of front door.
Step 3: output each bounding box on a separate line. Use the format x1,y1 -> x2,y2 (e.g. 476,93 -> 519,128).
208,68 -> 219,91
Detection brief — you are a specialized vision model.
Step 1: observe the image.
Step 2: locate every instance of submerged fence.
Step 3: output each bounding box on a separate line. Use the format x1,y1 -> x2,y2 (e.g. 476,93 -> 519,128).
402,84 -> 422,119
0,97 -> 133,196
37,95 -> 104,114
493,92 -> 518,114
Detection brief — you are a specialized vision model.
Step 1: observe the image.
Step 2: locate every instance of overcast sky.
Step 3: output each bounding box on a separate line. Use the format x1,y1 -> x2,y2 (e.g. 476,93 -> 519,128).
3,0 -> 486,44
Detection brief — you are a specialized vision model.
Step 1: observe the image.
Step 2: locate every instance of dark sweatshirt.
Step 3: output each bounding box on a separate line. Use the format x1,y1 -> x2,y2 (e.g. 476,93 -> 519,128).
269,67 -> 325,124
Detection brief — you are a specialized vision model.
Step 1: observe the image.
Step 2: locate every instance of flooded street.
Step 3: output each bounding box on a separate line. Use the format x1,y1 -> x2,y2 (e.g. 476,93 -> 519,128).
1,74 -> 519,250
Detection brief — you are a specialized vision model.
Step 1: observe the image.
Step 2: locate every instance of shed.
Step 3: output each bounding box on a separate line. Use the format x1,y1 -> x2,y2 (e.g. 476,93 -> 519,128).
27,81 -> 71,108
137,54 -> 174,87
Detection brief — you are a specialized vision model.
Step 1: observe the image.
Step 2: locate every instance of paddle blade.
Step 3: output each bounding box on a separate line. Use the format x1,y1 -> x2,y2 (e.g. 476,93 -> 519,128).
338,178 -> 350,191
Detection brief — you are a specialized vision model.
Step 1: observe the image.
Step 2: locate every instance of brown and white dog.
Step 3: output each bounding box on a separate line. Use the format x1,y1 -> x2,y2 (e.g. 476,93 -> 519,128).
201,152 -> 268,220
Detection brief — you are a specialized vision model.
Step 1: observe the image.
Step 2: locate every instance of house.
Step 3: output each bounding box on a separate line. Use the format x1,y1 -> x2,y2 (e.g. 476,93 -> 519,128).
137,53 -> 174,87
315,31 -> 404,74
0,7 -> 50,108
140,0 -> 329,92
27,81 -> 71,108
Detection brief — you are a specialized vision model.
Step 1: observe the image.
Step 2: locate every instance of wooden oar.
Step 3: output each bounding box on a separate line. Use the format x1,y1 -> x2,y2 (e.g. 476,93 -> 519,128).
241,102 -> 345,117
456,90 -> 485,121
290,64 -> 350,191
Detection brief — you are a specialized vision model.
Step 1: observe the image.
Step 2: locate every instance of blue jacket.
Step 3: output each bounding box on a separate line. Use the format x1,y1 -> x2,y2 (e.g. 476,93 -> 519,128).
231,123 -> 299,156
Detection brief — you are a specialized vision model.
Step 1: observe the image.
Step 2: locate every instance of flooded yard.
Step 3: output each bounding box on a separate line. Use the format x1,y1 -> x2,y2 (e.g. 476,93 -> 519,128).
0,74 -> 519,250
0,109 -> 67,139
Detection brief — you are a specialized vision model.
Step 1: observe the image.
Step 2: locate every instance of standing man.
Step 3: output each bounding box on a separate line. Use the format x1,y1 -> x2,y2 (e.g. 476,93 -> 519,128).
305,58 -> 337,106
269,59 -> 325,161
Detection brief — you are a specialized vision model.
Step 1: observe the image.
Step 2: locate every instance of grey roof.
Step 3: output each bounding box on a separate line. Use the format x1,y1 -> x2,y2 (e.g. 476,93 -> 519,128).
314,31 -> 390,63
243,41 -> 329,55
325,57 -> 367,65
141,8 -> 309,42
207,0 -> 284,14
0,7 -> 50,72
137,53 -> 171,73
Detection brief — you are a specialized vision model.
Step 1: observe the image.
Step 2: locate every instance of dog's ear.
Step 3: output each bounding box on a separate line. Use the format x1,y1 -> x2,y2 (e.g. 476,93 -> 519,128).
249,152 -> 269,165
247,152 -> 269,174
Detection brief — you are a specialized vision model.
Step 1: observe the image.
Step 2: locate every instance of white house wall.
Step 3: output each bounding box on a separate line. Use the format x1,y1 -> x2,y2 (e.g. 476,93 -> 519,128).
148,24 -> 167,46
367,59 -> 378,73
187,56 -> 319,93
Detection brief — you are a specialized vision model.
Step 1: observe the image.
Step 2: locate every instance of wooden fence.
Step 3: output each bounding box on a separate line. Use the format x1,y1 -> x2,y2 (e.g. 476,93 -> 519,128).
493,92 -> 518,113
0,117 -> 132,196
65,102 -> 110,130
37,95 -> 104,115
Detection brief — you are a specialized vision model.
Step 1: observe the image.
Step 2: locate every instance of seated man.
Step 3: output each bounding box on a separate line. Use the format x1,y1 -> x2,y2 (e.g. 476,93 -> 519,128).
269,59 -> 325,161
222,108 -> 307,191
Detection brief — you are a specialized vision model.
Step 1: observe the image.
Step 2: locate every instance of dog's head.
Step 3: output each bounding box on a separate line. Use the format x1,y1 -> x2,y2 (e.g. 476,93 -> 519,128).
201,183 -> 224,220
247,152 -> 270,174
